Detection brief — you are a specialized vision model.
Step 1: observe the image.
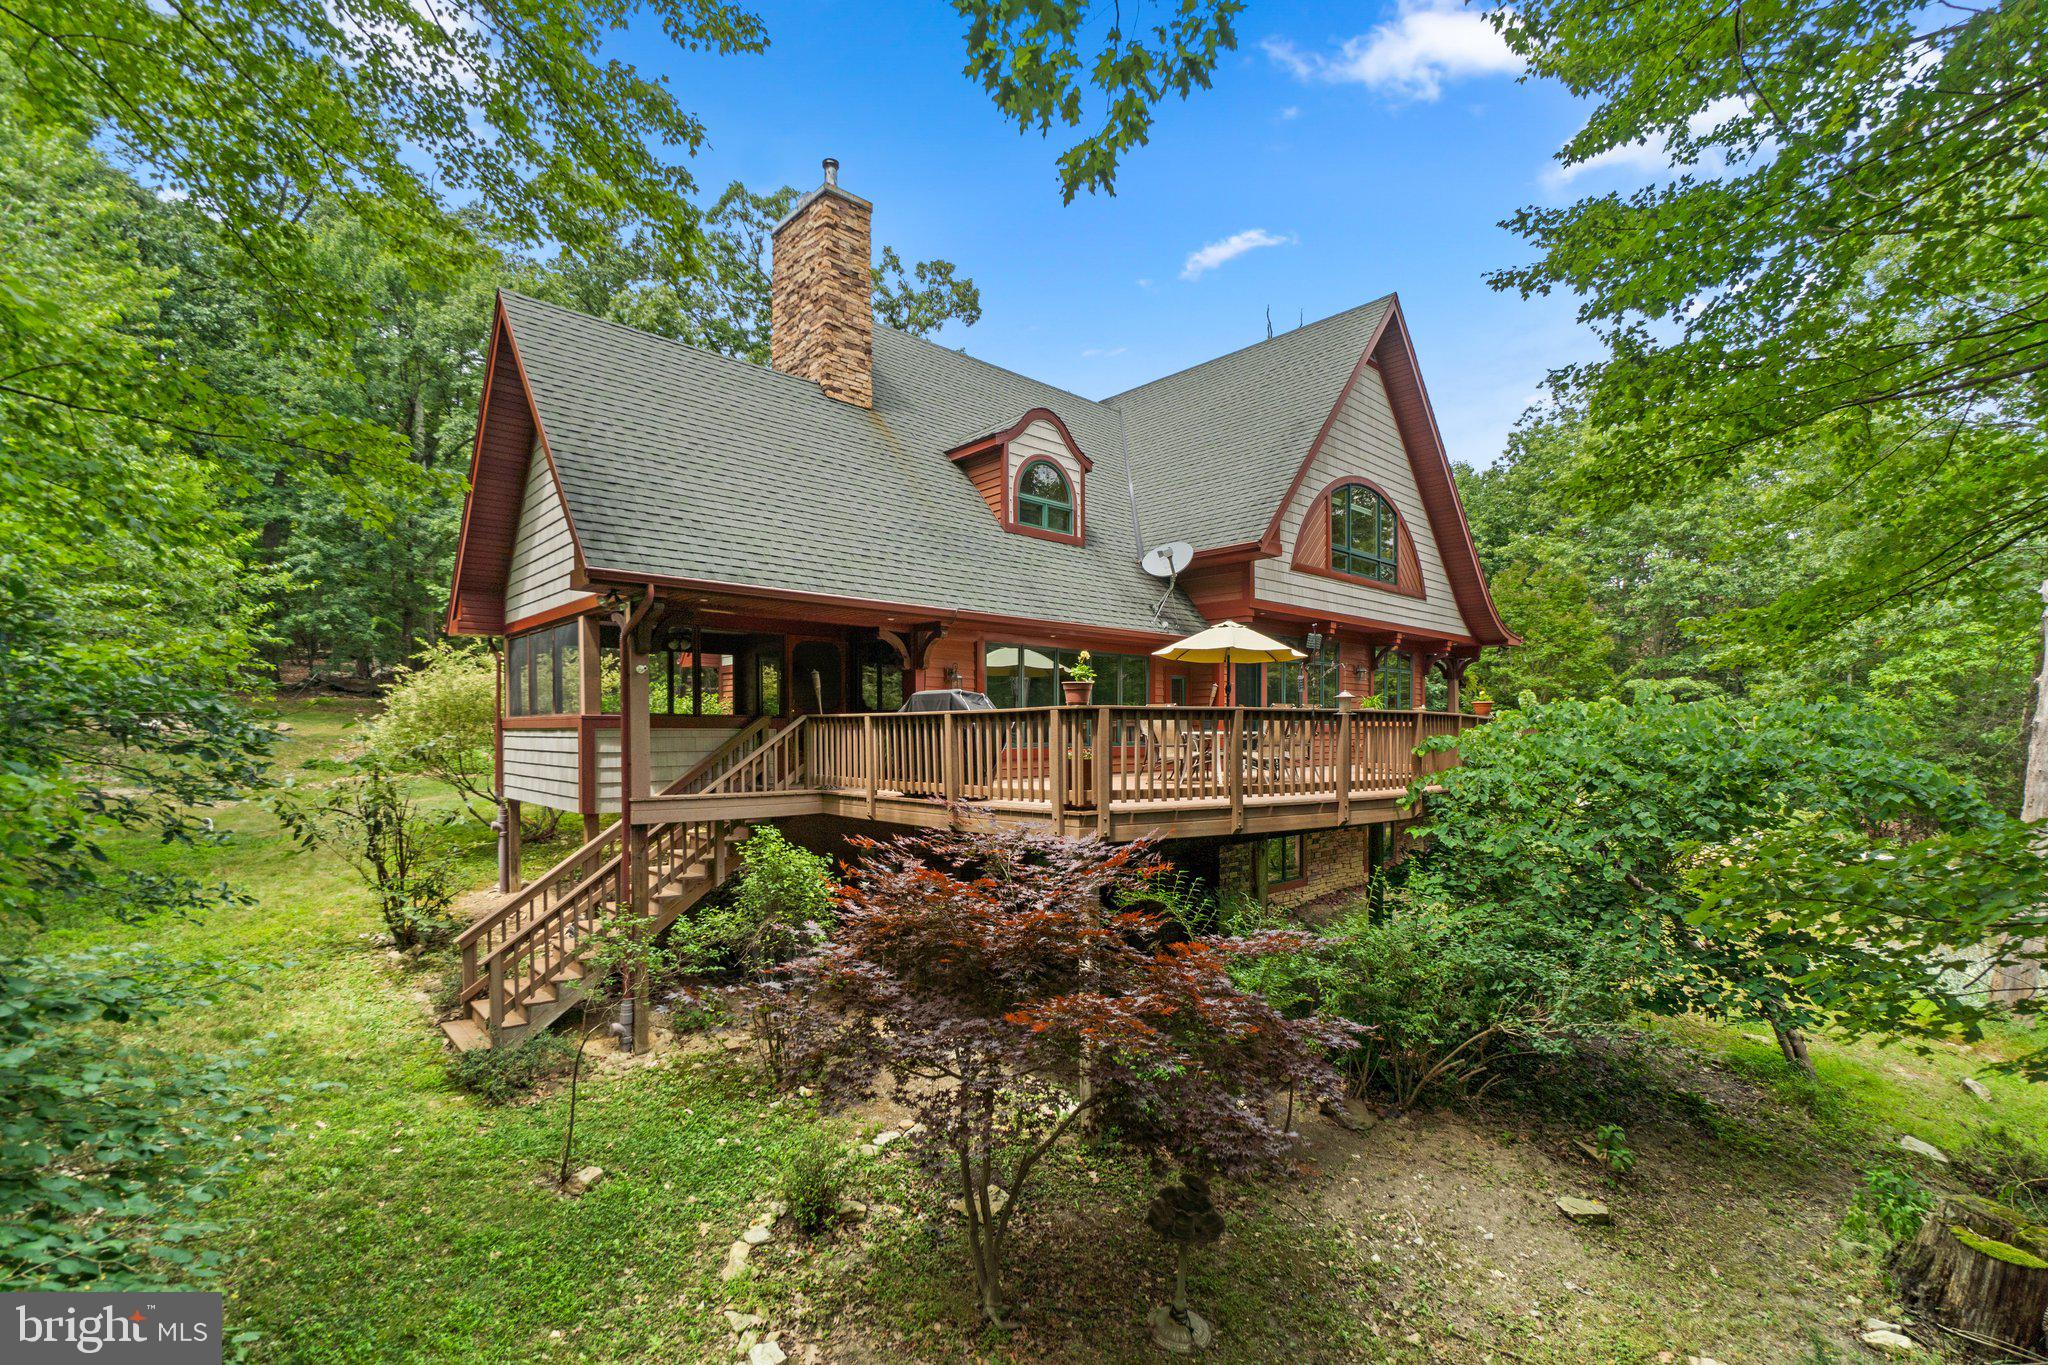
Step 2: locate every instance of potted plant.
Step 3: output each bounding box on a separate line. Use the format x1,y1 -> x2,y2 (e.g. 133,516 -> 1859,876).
1469,687 -> 1494,717
1060,651 -> 1096,706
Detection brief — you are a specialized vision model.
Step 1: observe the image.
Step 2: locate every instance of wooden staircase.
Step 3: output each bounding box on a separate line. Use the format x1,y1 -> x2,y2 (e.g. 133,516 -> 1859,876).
441,719 -> 777,1052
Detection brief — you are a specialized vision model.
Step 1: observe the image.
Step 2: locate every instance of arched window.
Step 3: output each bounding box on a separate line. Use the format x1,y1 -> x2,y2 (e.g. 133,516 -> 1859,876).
1016,459 -> 1074,534
1330,483 -> 1399,583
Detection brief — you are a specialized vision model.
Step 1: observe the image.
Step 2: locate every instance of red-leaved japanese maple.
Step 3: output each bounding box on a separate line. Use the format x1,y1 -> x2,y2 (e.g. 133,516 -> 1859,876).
778,827 -> 1352,1325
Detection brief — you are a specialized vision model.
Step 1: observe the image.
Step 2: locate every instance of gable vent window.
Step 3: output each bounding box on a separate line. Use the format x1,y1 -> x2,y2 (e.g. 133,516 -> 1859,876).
1016,459 -> 1074,535
1331,484 -> 1399,584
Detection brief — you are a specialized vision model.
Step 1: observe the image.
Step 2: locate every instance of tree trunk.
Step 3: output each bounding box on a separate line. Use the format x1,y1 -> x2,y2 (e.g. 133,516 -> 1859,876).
1762,1002 -> 1816,1077
1997,577 -> 2048,1005
1893,1193 -> 2048,1355
1772,1019 -> 1813,1077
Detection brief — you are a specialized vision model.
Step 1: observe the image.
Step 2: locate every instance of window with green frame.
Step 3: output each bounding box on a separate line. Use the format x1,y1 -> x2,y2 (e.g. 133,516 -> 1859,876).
984,644 -> 1146,706
1375,651 -> 1413,709
1260,833 -> 1306,889
1015,459 -> 1075,534
1330,483 -> 1399,583
1266,649 -> 1340,708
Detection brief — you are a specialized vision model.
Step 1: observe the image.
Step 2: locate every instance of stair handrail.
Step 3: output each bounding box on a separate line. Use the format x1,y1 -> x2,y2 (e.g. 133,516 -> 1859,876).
459,716 -> 776,993
695,716 -> 810,796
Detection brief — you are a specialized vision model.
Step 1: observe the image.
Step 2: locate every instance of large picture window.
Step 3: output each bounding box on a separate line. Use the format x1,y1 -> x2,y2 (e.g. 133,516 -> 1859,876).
1266,647 -> 1339,708
984,644 -> 1146,707
506,621 -> 580,717
1330,484 -> 1399,584
1015,459 -> 1075,535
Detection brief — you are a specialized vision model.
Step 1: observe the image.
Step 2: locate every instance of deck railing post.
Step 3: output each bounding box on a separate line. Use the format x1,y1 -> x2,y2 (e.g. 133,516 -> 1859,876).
487,955 -> 505,1034
1227,708 -> 1245,833
1411,707 -> 1425,779
862,714 -> 877,820
943,712 -> 961,820
1049,706 -> 1066,835
1336,712 -> 1353,824
1095,706 -> 1112,835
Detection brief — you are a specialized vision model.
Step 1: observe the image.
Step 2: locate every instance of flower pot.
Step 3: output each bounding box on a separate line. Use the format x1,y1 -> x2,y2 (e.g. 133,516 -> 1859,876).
1470,699 -> 1493,716
1061,680 -> 1095,706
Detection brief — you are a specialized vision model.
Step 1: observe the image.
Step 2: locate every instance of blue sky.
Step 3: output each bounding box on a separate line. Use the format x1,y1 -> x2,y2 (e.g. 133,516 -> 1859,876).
626,1 -> 1633,467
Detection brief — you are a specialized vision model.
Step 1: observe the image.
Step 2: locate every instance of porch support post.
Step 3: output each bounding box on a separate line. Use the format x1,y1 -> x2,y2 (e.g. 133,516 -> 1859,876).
578,614 -> 603,713
1445,661 -> 1461,715
1409,651 -> 1427,710
498,798 -> 521,894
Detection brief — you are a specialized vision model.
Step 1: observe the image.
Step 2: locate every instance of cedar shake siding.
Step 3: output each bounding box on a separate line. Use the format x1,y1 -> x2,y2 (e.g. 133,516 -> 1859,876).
504,440 -> 583,625
1003,418 -> 1086,543
1253,367 -> 1471,639
500,726 -> 579,808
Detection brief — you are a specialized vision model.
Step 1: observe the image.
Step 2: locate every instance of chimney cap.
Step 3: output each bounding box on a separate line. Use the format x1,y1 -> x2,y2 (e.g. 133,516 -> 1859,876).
823,157 -> 839,186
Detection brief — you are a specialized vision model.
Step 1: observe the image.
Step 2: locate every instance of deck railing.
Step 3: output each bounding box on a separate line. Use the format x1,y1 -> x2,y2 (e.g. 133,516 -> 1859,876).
798,705 -> 1481,817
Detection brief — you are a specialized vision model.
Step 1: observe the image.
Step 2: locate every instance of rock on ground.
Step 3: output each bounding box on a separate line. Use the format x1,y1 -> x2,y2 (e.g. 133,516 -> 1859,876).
1859,1327 -> 1918,1354
1899,1135 -> 1950,1164
1555,1196 -> 1612,1225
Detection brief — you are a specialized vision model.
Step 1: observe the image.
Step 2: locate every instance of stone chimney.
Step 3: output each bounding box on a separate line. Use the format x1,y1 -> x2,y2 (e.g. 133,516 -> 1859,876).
771,158 -> 874,407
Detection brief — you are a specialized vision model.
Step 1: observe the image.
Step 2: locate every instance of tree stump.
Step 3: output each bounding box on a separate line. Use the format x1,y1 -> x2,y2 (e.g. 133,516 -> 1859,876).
1892,1193 -> 2048,1354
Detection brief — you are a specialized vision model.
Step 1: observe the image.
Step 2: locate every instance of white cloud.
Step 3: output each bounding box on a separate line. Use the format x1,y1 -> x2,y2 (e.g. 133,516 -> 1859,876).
1081,346 -> 1129,359
1279,105 -> 1302,120
1180,228 -> 1295,281
1262,1 -> 1521,103
1542,95 -> 1751,190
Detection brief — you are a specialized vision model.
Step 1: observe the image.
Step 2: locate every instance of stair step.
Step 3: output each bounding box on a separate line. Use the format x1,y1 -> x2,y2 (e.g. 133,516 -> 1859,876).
469,998 -> 527,1029
440,1017 -> 490,1052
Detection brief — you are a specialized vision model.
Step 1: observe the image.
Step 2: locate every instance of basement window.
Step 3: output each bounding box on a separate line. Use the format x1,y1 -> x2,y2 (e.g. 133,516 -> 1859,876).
1261,833 -> 1307,889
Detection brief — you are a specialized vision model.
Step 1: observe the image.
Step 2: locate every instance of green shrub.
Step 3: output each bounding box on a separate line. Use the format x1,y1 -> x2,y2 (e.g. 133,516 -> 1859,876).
272,762 -> 461,952
1592,1123 -> 1635,1174
1233,883 -> 1633,1110
1957,1122 -> 2048,1219
448,1033 -> 574,1105
777,1128 -> 846,1234
1845,1166 -> 1935,1247
0,951 -> 292,1289
673,826 -> 835,975
365,642 -> 496,824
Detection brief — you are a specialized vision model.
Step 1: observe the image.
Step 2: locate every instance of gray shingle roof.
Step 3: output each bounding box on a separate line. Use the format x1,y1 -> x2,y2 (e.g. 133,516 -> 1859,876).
1106,297 -> 1392,550
500,291 -> 1206,638
498,291 -> 1391,640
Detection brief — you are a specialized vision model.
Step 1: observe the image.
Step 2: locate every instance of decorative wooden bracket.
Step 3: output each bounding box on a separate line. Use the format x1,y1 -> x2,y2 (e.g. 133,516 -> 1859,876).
879,621 -> 947,672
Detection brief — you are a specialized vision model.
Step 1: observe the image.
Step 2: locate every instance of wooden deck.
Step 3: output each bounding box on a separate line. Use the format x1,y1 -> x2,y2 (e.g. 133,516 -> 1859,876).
631,704 -> 1478,839
454,705 -> 1478,1049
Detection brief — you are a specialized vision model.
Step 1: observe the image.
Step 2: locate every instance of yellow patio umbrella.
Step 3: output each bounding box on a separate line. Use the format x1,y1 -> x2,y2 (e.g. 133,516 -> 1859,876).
1153,621 -> 1304,704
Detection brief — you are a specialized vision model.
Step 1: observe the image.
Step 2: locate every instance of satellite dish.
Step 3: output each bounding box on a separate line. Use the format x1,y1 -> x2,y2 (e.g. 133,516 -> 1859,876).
1142,542 -> 1195,579
1144,542 -> 1196,627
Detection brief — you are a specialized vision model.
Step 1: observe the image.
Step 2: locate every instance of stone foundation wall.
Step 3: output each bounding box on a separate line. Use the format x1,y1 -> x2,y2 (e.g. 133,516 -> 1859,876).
1220,826 -> 1384,913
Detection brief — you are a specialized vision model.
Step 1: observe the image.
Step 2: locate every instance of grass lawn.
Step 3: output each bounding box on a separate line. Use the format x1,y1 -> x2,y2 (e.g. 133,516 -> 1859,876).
13,698 -> 2047,1363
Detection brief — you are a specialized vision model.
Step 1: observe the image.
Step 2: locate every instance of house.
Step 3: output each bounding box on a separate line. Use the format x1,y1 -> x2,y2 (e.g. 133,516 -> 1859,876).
441,161 -> 1517,1050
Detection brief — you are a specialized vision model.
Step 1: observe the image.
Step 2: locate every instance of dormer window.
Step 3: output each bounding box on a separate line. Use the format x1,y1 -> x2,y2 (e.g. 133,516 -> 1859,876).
1016,459 -> 1074,534
1331,484 -> 1399,584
